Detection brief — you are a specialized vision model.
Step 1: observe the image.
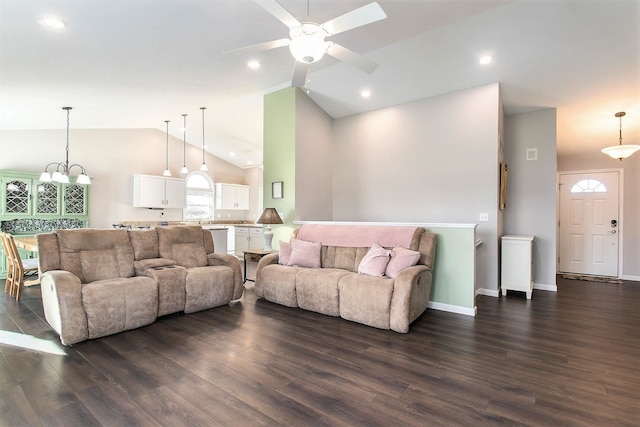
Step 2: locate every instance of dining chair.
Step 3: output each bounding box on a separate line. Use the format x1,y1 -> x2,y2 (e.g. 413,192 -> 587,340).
1,232 -> 39,300
1,233 -> 16,295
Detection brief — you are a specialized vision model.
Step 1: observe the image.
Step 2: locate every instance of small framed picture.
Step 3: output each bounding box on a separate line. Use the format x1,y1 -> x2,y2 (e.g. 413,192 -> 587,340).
272,181 -> 283,199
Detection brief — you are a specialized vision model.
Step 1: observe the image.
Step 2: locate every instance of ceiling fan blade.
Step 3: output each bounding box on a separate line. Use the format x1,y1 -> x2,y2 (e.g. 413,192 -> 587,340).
320,2 -> 386,36
326,43 -> 378,74
223,38 -> 290,56
291,61 -> 309,87
254,0 -> 301,29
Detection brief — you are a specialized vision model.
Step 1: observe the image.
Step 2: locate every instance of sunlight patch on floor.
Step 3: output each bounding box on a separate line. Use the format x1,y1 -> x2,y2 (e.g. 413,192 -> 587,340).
0,330 -> 67,355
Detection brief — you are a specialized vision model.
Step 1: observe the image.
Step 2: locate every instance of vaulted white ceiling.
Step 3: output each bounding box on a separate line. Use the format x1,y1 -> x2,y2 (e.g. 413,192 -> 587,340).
1,0 -> 638,168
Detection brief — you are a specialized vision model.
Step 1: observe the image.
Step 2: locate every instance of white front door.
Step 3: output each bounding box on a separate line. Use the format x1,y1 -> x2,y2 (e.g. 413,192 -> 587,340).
558,171 -> 619,277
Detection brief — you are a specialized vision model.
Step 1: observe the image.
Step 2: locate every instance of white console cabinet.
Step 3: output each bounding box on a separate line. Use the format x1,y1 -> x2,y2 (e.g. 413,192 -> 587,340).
501,235 -> 534,299
235,226 -> 265,257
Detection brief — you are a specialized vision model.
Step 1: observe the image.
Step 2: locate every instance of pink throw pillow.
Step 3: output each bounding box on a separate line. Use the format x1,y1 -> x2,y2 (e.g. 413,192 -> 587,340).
278,240 -> 292,265
288,238 -> 321,268
358,242 -> 392,277
386,246 -> 421,278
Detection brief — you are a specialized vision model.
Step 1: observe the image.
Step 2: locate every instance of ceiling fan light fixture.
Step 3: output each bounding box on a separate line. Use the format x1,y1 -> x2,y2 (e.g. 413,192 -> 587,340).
289,24 -> 328,64
601,112 -> 640,160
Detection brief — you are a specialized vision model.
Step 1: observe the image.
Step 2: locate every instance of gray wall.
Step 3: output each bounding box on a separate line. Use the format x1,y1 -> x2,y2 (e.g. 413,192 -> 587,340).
295,90 -> 334,221
558,151 -> 640,279
330,83 -> 502,293
504,109 -> 558,288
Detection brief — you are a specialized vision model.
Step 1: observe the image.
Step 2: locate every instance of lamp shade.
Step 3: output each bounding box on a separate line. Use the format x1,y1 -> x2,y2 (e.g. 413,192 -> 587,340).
601,144 -> 640,160
256,208 -> 283,225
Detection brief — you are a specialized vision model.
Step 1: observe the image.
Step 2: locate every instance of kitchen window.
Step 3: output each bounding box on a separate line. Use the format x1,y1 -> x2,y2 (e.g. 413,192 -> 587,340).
184,172 -> 214,220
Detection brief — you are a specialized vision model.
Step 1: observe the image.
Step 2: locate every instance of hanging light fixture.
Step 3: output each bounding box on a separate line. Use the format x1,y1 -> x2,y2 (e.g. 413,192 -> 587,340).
601,112 -> 640,160
180,113 -> 189,174
200,107 -> 208,171
39,107 -> 91,185
162,120 -> 171,177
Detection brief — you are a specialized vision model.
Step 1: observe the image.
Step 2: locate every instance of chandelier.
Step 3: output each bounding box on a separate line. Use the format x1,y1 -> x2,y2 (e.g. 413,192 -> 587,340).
601,112 -> 640,160
39,107 -> 91,184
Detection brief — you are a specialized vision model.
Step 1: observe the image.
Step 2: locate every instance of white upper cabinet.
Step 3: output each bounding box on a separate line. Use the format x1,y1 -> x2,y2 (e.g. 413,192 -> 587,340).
133,174 -> 186,209
215,183 -> 249,210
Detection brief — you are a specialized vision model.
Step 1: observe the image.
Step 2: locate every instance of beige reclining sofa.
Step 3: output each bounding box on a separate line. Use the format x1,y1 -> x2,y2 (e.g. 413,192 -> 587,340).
255,224 -> 436,333
37,225 -> 242,345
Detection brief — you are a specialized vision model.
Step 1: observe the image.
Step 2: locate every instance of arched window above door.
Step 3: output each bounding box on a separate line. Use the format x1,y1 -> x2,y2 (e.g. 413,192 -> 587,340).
570,179 -> 607,193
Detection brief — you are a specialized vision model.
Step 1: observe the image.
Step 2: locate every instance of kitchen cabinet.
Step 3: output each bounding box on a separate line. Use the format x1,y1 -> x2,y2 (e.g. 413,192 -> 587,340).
215,183 -> 249,210
1,171 -> 89,219
234,226 -> 265,257
133,174 -> 186,209
501,235 -> 534,299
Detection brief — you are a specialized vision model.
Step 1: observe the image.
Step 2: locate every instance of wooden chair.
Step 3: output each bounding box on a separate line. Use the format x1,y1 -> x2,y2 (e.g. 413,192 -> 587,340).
1,232 -> 39,300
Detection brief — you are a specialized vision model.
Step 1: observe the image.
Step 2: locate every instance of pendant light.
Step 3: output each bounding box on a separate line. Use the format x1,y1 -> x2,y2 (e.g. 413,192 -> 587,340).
200,107 -> 208,171
601,112 -> 640,160
162,120 -> 171,177
39,107 -> 91,185
180,114 -> 189,174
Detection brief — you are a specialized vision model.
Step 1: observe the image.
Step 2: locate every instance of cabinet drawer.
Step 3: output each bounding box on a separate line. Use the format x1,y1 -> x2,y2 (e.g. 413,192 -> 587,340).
250,227 -> 263,235
235,227 -> 249,234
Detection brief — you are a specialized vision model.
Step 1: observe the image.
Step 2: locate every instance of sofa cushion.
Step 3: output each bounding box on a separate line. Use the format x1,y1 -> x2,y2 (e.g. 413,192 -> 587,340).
296,268 -> 349,317
157,226 -> 208,268
338,273 -> 394,329
80,249 -> 119,282
173,243 -> 208,268
386,247 -> 421,279
57,228 -> 135,283
128,229 -> 159,260
259,264 -> 301,307
278,240 -> 292,265
184,266 -> 235,313
358,243 -> 392,277
82,276 -> 158,339
288,239 -> 321,268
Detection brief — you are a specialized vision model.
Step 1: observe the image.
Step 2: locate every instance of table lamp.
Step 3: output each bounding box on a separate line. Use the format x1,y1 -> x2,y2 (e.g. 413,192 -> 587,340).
256,208 -> 283,250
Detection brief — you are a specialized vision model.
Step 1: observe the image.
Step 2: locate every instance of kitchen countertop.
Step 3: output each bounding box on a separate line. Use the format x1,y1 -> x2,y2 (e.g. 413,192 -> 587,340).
118,220 -> 262,229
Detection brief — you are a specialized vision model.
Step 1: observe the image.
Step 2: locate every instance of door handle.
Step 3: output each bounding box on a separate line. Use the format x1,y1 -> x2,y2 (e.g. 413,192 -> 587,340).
609,230 -> 617,235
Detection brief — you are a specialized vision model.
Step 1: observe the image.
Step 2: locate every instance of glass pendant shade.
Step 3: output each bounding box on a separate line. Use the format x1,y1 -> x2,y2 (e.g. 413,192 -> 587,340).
601,112 -> 639,160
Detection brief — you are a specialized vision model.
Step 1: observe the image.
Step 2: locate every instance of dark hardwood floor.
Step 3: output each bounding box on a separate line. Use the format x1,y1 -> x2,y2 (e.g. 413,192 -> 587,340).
1,275 -> 639,426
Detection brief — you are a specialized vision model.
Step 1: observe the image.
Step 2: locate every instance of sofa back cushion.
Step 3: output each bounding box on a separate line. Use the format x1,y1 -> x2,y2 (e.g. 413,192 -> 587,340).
56,229 -> 135,283
157,226 -> 207,268
128,229 -> 159,260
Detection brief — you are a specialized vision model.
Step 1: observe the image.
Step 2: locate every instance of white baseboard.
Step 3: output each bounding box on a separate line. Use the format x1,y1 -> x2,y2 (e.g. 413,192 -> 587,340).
428,301 -> 476,317
622,274 -> 640,282
534,282 -> 557,292
475,288 -> 500,298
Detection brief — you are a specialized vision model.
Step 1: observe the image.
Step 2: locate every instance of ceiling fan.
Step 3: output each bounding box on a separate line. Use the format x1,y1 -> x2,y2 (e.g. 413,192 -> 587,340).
226,0 -> 387,87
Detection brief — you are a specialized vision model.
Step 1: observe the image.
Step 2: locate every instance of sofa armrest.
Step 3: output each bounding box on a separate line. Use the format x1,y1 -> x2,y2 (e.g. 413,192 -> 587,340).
389,265 -> 432,333
207,253 -> 243,300
41,270 -> 88,346
133,258 -> 176,276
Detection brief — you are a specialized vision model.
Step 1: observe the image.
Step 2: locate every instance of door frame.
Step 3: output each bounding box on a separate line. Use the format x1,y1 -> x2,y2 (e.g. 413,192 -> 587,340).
556,168 -> 624,278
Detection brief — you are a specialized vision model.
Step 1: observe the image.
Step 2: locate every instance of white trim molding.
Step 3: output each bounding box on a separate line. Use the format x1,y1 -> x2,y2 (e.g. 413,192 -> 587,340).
475,288 -> 500,298
428,301 -> 477,317
622,274 -> 640,282
534,282 -> 557,292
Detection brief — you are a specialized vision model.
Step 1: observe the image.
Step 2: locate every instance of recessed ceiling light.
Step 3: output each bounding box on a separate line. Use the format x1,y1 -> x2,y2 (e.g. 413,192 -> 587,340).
230,152 -> 236,157
361,90 -> 371,98
39,17 -> 66,29
479,55 -> 493,65
247,60 -> 260,69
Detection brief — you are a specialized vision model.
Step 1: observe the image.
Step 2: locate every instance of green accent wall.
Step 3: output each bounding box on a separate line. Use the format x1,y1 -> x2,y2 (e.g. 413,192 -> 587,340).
263,88 -> 297,246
